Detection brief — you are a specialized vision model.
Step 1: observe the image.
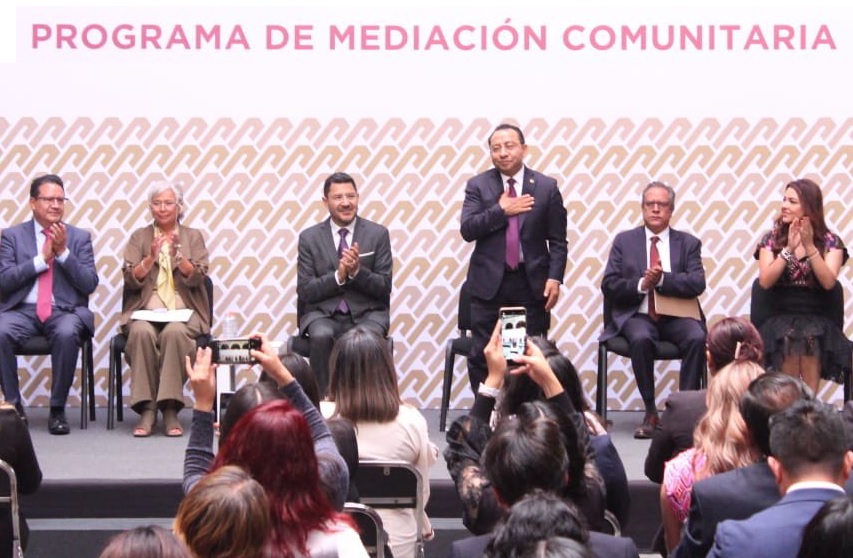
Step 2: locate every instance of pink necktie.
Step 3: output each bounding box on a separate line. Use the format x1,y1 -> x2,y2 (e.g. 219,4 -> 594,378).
37,229 -> 54,322
336,229 -> 350,314
648,236 -> 660,322
505,178 -> 520,269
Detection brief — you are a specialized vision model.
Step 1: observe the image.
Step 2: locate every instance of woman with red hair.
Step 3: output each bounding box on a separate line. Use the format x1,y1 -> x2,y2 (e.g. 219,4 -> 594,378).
212,399 -> 365,557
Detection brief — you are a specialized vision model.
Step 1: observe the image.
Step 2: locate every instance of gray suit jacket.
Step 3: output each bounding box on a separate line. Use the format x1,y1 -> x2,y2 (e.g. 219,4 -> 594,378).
600,226 -> 705,341
460,166 -> 567,302
296,217 -> 392,334
0,219 -> 98,333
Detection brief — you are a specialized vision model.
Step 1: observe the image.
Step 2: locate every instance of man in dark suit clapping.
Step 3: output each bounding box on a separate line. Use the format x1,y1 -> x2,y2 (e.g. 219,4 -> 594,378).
296,172 -> 392,395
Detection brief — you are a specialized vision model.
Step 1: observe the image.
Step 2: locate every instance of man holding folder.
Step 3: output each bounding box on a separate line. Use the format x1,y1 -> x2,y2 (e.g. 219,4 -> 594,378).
600,181 -> 707,438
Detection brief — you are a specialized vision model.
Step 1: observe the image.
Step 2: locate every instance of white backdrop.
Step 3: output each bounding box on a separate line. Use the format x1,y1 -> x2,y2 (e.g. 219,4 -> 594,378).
2,1 -> 851,411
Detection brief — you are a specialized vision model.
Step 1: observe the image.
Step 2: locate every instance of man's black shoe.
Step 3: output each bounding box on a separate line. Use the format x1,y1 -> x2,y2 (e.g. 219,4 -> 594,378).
14,402 -> 27,425
48,410 -> 70,435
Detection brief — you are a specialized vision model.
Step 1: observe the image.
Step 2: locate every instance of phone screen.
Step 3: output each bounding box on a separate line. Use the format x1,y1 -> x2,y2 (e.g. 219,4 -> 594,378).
500,307 -> 527,362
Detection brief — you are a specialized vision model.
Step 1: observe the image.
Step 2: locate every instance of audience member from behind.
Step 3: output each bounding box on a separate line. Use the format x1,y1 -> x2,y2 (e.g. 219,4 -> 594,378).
211,399 -> 366,557
671,373 -> 816,558
445,323 -> 606,535
323,326 -> 437,558
660,359 -> 764,552
121,181 -> 211,438
174,465 -> 270,558
0,402 -> 42,558
447,400 -> 639,558
482,491 -> 592,558
754,177 -> 852,395
707,399 -> 853,558
183,336 -> 349,511
98,525 -> 191,558
260,352 -> 321,408
523,336 -> 631,529
797,496 -> 853,558
646,316 -> 764,483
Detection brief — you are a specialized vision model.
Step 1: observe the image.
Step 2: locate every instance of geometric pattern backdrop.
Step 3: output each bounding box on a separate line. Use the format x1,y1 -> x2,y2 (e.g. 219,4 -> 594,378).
2,116 -> 851,410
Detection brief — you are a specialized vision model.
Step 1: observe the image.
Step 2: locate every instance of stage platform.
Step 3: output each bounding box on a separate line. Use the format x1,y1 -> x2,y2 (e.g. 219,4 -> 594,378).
17,406 -> 662,558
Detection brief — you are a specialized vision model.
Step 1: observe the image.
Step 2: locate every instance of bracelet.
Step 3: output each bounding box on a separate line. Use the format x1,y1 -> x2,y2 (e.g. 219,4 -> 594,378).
477,384 -> 501,399
807,251 -> 819,260
780,249 -> 794,262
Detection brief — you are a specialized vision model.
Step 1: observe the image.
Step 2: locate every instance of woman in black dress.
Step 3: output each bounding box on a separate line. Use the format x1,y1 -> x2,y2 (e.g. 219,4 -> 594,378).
754,177 -> 851,395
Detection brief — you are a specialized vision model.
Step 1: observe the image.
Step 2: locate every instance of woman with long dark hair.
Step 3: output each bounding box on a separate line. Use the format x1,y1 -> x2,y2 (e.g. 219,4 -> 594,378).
754,177 -> 851,395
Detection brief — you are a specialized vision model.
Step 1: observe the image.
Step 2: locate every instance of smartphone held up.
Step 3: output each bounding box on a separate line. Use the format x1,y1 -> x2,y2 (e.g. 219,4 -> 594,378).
499,306 -> 527,364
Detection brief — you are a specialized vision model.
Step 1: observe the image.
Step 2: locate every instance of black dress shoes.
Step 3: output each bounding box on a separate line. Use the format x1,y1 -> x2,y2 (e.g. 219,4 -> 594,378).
633,412 -> 660,440
14,402 -> 27,425
48,409 -> 70,435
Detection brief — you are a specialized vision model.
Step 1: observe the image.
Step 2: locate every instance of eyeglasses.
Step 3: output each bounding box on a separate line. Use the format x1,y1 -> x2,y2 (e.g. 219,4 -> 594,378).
328,193 -> 358,203
150,201 -> 178,209
643,201 -> 671,209
36,196 -> 69,205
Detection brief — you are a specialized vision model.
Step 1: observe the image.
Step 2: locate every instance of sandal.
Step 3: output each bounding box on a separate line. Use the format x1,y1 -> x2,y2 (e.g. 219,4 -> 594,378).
133,409 -> 156,438
163,407 -> 183,437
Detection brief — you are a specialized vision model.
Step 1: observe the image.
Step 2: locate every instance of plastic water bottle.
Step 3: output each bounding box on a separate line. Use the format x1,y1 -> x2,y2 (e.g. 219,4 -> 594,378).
222,312 -> 239,339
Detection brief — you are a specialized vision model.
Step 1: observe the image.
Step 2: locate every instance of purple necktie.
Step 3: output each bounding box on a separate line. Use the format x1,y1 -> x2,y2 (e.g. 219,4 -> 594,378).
336,229 -> 350,314
505,178 -> 520,269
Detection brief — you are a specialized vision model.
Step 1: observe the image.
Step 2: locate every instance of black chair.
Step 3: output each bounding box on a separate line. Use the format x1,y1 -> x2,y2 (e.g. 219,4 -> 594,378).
107,276 -> 214,429
439,281 -> 473,432
749,278 -> 849,400
354,460 -> 425,558
344,502 -> 387,558
0,458 -> 23,558
15,332 -> 95,429
596,299 -> 706,422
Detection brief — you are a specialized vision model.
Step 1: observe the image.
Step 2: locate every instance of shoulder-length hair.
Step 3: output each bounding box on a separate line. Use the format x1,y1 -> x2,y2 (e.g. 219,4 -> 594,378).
174,465 -> 270,558
327,326 -> 402,423
693,360 -> 765,479
212,400 -> 350,558
770,178 -> 830,254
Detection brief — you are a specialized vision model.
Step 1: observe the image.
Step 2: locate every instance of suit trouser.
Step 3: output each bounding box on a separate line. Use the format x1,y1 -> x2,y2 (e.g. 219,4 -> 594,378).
125,312 -> 205,414
307,314 -> 386,397
621,313 -> 706,411
468,267 -> 548,393
0,304 -> 85,408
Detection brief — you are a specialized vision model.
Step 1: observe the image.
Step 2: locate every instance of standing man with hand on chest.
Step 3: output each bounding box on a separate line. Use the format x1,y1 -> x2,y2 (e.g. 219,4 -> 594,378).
600,181 -> 706,439
297,172 -> 393,396
0,174 -> 99,435
461,123 -> 568,394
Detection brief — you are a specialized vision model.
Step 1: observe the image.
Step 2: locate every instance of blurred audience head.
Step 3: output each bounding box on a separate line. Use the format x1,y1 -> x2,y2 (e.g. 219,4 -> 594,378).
484,490 -> 591,558
706,316 -> 764,373
328,326 -> 401,423
768,400 -> 852,485
213,399 -> 342,557
98,525 -> 190,558
797,496 -> 853,558
483,401 -> 570,506
219,381 -> 283,445
740,373 -> 813,457
259,352 -> 320,409
174,465 -> 270,558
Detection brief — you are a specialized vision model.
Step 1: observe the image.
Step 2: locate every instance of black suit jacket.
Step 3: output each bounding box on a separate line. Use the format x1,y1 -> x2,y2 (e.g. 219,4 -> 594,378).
600,226 -> 705,341
296,217 -> 392,334
448,531 -> 640,558
672,462 -> 853,558
644,389 -> 707,483
460,167 -> 567,302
